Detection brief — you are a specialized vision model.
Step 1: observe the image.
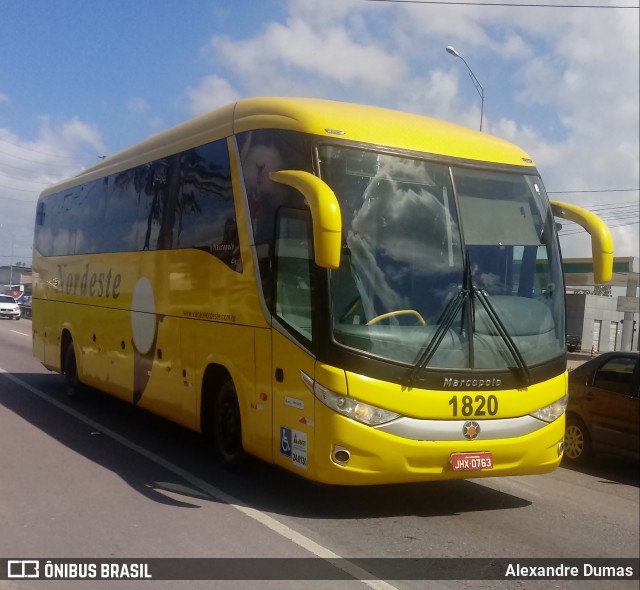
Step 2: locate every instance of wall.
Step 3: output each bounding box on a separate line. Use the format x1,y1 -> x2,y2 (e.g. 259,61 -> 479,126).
566,293 -> 638,352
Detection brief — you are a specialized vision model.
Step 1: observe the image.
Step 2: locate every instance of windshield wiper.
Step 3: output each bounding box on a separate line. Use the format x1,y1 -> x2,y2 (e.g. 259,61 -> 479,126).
403,250 -> 533,388
473,289 -> 532,386
404,251 -> 474,387
403,290 -> 468,387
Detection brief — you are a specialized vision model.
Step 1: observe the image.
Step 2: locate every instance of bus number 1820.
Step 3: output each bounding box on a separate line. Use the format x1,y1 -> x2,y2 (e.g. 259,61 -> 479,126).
448,394 -> 498,417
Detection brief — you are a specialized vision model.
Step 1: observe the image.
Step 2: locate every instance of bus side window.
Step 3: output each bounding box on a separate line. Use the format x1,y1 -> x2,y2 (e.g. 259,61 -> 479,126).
274,209 -> 313,342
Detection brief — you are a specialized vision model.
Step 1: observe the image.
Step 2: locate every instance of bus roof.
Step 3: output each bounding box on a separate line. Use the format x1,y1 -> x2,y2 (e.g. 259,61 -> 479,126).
41,97 -> 536,197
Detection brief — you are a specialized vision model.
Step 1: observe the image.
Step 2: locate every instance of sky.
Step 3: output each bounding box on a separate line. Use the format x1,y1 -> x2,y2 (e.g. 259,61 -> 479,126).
1,0 -> 638,273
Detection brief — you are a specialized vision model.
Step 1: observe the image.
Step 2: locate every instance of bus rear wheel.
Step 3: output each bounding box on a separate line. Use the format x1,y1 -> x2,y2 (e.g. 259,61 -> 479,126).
64,343 -> 86,400
213,380 -> 245,469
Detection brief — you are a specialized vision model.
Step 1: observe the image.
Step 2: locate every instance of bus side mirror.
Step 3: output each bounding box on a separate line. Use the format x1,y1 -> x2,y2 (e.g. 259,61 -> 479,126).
550,200 -> 614,284
269,170 -> 342,269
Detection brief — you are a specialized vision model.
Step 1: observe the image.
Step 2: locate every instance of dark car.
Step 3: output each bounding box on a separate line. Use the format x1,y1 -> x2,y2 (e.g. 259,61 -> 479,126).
564,351 -> 639,464
19,302 -> 32,319
565,334 -> 582,352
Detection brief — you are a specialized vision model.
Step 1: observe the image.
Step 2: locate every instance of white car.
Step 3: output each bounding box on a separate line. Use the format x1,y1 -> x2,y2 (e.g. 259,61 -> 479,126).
0,294 -> 21,320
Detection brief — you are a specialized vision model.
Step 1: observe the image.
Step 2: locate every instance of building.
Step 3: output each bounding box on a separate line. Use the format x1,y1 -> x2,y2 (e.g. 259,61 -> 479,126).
564,257 -> 639,352
565,292 -> 638,352
0,265 -> 33,297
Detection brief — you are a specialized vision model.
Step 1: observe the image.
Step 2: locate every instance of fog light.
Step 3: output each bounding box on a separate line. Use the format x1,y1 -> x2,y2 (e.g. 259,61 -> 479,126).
558,440 -> 564,456
332,446 -> 350,465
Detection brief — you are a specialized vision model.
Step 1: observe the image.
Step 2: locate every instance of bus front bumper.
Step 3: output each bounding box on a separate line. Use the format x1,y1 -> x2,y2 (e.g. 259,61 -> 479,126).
312,403 -> 565,486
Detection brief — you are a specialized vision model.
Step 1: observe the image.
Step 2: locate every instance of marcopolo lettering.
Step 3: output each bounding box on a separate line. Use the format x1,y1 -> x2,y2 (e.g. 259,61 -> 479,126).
58,263 -> 122,299
443,377 -> 502,388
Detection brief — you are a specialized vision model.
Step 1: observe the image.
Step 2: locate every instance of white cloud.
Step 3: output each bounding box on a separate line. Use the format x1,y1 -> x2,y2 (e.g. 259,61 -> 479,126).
0,118 -> 107,263
188,0 -> 638,261
208,15 -> 407,98
190,1 -> 637,260
127,97 -> 150,116
498,34 -> 533,60
509,10 -> 639,259
398,69 -> 461,121
126,97 -> 165,133
187,75 -> 241,116
0,92 -> 9,105
287,0 -> 365,24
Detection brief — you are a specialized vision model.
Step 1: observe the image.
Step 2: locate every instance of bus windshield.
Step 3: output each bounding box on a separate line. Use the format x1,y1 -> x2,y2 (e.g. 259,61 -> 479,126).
320,145 -> 565,371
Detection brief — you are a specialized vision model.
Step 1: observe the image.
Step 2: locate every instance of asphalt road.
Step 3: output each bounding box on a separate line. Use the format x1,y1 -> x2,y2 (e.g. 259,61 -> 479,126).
0,317 -> 638,590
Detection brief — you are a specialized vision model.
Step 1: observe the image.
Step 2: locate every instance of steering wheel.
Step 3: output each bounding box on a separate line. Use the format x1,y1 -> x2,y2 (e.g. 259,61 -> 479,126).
366,310 -> 426,326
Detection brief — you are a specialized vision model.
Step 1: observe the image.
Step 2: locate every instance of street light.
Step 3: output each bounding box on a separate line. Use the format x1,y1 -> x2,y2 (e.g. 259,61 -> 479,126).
446,45 -> 485,132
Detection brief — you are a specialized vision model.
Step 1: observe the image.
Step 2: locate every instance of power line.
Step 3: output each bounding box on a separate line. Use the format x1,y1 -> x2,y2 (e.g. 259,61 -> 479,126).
0,157 -> 73,174
547,188 -> 639,194
600,215 -> 640,223
595,210 -> 639,217
0,137 -> 77,161
594,219 -> 640,227
362,0 -> 639,7
0,184 -> 41,194
553,201 -> 639,228
596,214 -> 640,222
559,220 -> 640,236
0,175 -> 54,187
0,197 -> 38,205
585,201 -> 639,211
593,205 -> 639,213
0,147 -> 77,167
570,208 -> 639,219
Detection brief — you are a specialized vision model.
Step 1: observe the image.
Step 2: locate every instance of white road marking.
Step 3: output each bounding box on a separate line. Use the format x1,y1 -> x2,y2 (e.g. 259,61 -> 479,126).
0,367 -> 398,590
9,330 -> 30,337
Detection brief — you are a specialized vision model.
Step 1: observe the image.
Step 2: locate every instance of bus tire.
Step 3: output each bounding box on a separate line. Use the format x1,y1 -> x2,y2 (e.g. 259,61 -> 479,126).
563,415 -> 592,465
213,379 -> 245,469
64,342 -> 86,400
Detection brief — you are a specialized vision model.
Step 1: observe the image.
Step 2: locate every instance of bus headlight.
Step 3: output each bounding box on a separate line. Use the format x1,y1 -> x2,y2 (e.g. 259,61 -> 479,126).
302,372 -> 400,426
529,394 -> 568,423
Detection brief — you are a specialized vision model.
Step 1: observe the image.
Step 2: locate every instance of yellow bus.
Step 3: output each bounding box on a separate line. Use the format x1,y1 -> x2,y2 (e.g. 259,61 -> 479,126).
32,98 -> 613,485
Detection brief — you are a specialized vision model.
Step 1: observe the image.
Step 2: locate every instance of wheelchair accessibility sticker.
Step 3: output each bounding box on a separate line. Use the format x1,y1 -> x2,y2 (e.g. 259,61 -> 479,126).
280,426 -> 308,470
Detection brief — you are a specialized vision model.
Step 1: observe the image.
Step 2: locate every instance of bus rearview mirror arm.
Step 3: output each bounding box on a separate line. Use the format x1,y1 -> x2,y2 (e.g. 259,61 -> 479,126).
550,200 -> 614,284
269,170 -> 342,269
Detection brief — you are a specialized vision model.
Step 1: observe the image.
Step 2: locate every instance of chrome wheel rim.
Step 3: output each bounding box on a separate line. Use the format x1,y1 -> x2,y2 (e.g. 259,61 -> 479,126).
564,424 -> 585,459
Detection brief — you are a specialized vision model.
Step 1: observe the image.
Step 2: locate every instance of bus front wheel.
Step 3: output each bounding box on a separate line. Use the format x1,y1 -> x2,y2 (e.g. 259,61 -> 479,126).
213,380 -> 245,469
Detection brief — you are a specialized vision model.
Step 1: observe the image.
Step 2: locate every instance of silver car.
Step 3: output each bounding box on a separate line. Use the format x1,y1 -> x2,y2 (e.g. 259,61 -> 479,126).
0,294 -> 21,320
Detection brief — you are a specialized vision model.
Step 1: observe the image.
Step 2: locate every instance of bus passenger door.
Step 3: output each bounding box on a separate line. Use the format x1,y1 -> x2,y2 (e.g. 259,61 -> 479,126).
271,210 -> 317,478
